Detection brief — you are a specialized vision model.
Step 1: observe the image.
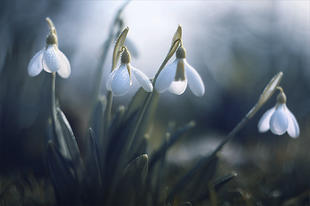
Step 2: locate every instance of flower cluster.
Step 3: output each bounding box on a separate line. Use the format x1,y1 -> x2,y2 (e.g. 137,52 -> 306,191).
106,45 -> 205,97
28,18 -> 300,139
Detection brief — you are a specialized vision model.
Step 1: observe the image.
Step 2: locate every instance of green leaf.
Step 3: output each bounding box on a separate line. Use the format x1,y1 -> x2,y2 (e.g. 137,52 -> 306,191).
81,128 -> 104,203
192,172 -> 238,204
186,156 -> 219,200
85,128 -> 103,183
56,107 -> 81,166
112,27 -> 129,70
108,105 -> 126,137
166,153 -> 218,203
89,95 -> 107,144
111,154 -> 149,206
129,91 -> 159,158
123,88 -> 148,122
149,121 -> 196,169
47,141 -> 80,204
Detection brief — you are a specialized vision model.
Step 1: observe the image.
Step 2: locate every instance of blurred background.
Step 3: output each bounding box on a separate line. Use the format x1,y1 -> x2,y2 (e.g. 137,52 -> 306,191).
0,0 -> 309,204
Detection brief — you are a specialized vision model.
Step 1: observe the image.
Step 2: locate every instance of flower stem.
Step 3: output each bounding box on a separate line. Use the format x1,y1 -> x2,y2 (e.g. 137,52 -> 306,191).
91,0 -> 131,109
125,39 -> 181,154
102,91 -> 113,144
50,72 -> 57,138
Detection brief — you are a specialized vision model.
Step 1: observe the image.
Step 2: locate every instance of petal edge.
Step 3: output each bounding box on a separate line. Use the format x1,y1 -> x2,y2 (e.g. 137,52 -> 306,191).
28,49 -> 44,77
258,107 -> 275,133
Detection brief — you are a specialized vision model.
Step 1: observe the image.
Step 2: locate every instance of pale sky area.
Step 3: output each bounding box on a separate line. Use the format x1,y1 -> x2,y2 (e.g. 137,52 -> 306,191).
53,0 -> 309,105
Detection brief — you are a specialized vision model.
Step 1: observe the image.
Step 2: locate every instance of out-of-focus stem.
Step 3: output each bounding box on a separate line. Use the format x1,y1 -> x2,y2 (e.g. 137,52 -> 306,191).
103,91 -> 113,143
91,0 -> 131,108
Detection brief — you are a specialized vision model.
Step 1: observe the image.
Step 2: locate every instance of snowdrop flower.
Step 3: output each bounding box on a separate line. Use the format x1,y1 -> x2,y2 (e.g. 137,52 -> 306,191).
155,45 -> 205,96
27,18 -> 71,78
106,47 -> 153,96
258,87 -> 299,138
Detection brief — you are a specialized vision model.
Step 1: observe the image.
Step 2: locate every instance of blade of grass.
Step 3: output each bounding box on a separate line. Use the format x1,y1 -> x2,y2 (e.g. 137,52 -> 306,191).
166,72 -> 283,203
149,121 -> 196,170
192,172 -> 238,204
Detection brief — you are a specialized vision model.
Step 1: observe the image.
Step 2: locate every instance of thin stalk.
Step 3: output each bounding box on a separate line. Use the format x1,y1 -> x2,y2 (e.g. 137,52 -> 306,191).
102,91 -> 113,145
91,0 -> 131,107
126,39 -> 180,153
166,105 -> 260,203
50,72 -> 57,136
89,1 -> 131,145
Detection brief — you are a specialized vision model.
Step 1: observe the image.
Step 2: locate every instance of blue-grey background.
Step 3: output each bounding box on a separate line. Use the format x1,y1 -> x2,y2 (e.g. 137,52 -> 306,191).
0,0 -> 309,182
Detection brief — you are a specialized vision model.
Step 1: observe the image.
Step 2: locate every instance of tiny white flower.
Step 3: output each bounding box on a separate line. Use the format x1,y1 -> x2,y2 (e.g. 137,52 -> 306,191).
258,88 -> 299,138
28,21 -> 71,78
155,45 -> 205,96
106,48 -> 153,96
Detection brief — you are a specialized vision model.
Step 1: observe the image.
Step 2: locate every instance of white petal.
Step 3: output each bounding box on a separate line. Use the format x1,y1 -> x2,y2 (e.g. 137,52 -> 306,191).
155,60 -> 177,93
27,49 -> 44,77
258,107 -> 275,133
270,104 -> 289,135
43,45 -> 64,72
56,50 -> 71,78
168,80 -> 187,95
131,66 -> 153,92
106,69 -> 117,91
286,106 -> 300,138
111,64 -> 131,96
184,60 -> 205,96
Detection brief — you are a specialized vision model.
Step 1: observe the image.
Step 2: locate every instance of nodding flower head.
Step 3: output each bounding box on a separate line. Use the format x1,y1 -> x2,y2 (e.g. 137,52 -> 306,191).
27,17 -> 71,78
258,87 -> 300,138
106,47 -> 153,96
155,45 -> 205,96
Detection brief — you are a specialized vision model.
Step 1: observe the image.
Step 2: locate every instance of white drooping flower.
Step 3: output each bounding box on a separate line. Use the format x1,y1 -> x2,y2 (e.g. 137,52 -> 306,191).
27,19 -> 71,78
155,45 -> 205,96
258,88 -> 299,138
106,48 -> 153,96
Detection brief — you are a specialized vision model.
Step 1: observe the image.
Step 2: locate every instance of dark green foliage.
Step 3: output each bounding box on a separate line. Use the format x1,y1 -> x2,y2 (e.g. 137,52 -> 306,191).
46,88 -> 236,206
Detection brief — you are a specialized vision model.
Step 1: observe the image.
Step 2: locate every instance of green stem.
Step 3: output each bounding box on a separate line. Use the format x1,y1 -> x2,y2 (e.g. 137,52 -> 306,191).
51,72 -> 57,136
103,91 -> 113,142
126,39 -> 181,153
166,104 -> 260,203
